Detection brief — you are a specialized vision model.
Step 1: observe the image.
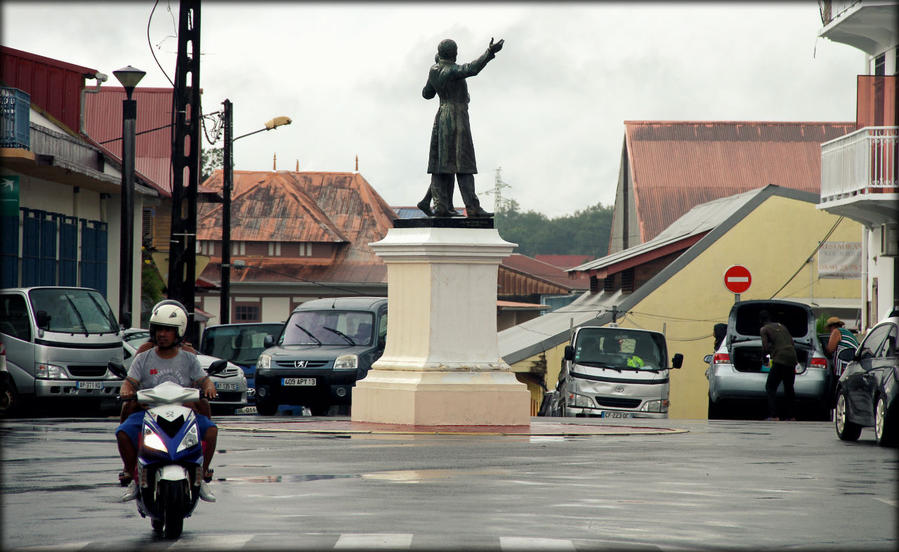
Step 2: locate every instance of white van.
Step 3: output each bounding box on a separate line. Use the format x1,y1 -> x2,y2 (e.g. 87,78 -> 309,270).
0,287 -> 124,413
545,325 -> 683,418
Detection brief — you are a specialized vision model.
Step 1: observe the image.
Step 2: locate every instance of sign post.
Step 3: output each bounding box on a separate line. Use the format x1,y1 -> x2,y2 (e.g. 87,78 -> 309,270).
724,265 -> 752,302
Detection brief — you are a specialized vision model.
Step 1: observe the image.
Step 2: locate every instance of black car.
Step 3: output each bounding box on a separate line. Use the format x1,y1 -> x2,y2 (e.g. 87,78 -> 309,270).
254,297 -> 387,416
834,316 -> 898,446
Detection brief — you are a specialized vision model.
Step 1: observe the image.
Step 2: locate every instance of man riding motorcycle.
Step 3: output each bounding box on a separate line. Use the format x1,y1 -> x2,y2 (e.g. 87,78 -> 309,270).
115,302 -> 218,502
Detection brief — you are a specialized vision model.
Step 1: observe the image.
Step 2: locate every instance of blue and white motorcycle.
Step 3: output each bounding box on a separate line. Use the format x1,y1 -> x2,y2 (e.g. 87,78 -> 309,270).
110,360 -> 226,539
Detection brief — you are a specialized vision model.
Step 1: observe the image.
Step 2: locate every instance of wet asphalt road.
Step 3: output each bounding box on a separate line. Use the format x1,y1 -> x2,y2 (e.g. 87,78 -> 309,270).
1,415 -> 896,551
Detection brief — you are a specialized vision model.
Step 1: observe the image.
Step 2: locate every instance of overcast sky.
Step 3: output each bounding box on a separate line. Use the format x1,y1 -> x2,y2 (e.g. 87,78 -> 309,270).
3,2 -> 862,217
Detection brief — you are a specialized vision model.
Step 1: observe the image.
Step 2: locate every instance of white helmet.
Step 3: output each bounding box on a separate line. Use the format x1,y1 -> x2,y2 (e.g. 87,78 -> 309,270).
149,303 -> 188,338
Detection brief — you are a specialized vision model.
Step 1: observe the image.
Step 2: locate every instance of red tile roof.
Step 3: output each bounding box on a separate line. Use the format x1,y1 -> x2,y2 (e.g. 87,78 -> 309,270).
623,121 -> 855,242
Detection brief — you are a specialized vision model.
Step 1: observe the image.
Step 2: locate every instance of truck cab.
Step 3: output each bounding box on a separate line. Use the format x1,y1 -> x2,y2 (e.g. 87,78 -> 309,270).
0,287 -> 123,413
548,325 -> 683,418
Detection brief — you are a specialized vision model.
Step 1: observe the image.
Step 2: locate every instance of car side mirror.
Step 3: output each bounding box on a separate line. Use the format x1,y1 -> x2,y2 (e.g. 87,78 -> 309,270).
263,335 -> 274,348
108,361 -> 127,379
36,310 -> 51,330
563,345 -> 574,361
671,353 -> 684,369
703,354 -> 712,364
207,359 -> 228,375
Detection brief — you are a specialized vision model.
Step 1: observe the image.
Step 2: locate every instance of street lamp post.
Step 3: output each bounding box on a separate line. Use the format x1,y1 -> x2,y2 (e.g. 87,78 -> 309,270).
220,99 -> 291,324
113,65 -> 146,328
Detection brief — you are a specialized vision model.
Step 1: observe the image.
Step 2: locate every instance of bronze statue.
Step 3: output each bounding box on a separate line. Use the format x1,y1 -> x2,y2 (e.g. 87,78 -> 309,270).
421,37 -> 503,218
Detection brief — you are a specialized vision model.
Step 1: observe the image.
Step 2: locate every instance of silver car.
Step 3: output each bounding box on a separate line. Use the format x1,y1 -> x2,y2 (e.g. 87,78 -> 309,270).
122,329 -> 248,414
706,300 -> 833,420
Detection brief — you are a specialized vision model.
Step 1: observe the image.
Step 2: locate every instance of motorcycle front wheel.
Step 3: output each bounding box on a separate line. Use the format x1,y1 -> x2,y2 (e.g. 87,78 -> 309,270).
158,480 -> 186,539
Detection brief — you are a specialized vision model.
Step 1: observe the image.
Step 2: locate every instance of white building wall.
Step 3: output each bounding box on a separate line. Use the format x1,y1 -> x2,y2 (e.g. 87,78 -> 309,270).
865,225 -> 897,324
262,296 -> 290,323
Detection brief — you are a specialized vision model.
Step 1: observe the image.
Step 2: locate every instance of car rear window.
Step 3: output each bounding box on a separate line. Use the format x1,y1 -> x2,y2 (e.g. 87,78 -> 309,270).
201,324 -> 283,364
734,303 -> 810,338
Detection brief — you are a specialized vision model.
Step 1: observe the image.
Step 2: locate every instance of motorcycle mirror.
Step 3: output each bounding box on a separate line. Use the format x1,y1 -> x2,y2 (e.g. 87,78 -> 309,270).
108,361 -> 127,379
207,359 -> 228,375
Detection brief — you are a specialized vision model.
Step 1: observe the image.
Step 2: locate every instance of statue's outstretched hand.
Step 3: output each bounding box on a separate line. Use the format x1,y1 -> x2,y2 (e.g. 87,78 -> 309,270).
489,38 -> 504,54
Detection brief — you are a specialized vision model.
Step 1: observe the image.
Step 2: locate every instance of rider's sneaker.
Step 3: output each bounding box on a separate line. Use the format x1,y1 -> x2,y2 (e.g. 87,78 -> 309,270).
199,480 -> 216,502
120,480 -> 138,502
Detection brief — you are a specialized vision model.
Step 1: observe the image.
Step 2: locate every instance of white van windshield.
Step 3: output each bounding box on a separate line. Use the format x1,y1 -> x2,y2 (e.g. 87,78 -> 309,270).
574,328 -> 666,370
29,288 -> 118,334
283,311 -> 374,346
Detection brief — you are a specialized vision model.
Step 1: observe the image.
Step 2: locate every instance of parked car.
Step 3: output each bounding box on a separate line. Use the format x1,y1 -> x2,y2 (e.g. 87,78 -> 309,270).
0,287 -> 124,414
199,322 -> 284,400
834,315 -> 898,446
706,300 -> 833,420
541,325 -> 683,418
255,297 -> 387,416
122,328 -> 248,414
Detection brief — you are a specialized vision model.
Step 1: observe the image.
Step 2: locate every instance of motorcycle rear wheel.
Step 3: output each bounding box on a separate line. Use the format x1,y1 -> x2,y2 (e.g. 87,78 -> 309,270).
151,519 -> 164,534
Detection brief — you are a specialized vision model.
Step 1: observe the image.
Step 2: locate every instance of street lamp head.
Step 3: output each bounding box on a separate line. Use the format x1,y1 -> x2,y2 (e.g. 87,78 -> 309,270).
113,65 -> 146,99
265,116 -> 292,130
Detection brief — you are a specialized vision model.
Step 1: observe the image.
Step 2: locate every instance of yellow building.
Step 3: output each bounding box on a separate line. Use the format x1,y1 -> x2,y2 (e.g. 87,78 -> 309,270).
501,186 -> 862,419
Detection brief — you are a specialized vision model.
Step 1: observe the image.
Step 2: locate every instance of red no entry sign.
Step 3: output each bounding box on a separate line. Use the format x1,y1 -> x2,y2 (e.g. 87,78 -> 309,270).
724,265 -> 752,294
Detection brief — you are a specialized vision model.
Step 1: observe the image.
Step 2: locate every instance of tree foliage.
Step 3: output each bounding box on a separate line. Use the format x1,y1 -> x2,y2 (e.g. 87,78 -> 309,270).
201,146 -> 224,182
495,201 -> 613,258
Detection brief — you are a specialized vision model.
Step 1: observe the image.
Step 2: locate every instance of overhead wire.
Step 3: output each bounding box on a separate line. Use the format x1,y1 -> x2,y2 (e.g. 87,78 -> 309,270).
769,216 -> 845,299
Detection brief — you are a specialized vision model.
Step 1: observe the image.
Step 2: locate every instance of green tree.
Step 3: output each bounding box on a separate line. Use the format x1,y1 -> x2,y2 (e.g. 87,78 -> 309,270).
495,201 -> 613,259
201,146 -> 223,182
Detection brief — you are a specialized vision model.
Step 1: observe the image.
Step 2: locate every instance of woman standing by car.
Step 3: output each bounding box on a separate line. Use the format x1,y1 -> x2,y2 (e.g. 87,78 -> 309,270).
824,316 -> 859,377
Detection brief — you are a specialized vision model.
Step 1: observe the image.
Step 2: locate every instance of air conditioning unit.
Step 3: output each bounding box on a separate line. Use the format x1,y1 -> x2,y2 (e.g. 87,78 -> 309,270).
882,223 -> 898,257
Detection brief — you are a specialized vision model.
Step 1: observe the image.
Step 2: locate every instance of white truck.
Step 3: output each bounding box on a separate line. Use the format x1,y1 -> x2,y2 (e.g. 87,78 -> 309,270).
545,325 -> 683,418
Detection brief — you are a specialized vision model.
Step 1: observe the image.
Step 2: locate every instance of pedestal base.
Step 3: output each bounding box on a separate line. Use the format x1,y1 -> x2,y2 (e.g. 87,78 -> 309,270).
352,369 -> 530,426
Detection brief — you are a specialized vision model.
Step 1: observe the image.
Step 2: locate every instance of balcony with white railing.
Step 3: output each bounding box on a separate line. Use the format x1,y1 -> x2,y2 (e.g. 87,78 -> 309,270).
818,0 -> 897,54
818,126 -> 899,225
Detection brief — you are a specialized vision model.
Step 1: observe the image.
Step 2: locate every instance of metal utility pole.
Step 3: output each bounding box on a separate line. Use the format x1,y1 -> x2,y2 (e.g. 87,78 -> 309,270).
167,0 -> 202,343
220,99 -> 232,324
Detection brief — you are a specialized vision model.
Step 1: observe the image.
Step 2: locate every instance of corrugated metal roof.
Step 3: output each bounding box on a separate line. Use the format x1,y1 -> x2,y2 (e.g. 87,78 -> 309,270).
83,87 -> 175,194
534,254 -> 593,269
572,188 -> 766,274
197,170 -> 397,286
623,121 -> 855,242
501,254 -> 589,291
1,46 -> 98,136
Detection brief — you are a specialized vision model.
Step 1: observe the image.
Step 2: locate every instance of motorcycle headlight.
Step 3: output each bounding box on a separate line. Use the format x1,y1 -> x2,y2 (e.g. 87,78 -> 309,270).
640,399 -> 669,413
334,354 -> 358,371
142,425 -> 167,453
36,363 -> 68,379
176,424 -> 199,453
257,354 -> 271,371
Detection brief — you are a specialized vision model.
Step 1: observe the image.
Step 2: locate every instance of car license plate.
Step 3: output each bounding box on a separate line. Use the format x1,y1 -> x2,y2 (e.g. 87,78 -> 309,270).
282,377 -> 316,386
77,381 -> 103,390
600,411 -> 633,419
215,382 -> 239,391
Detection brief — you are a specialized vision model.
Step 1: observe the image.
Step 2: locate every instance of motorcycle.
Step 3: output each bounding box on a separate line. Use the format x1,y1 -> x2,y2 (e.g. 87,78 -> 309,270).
109,360 -> 226,539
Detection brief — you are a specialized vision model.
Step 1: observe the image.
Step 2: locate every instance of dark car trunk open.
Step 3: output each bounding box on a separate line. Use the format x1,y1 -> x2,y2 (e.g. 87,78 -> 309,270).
732,342 -> 811,373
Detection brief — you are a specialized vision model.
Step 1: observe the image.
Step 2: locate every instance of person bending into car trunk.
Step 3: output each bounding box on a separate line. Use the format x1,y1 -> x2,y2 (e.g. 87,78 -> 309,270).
115,303 -> 219,503
759,310 -> 798,421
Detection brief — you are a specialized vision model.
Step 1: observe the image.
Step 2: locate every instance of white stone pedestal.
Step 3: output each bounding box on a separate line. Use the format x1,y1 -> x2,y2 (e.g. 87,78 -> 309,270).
351,225 -> 531,426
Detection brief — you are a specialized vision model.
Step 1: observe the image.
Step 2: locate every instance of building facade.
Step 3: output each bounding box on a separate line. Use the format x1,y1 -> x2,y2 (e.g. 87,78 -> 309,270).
816,0 -> 898,329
